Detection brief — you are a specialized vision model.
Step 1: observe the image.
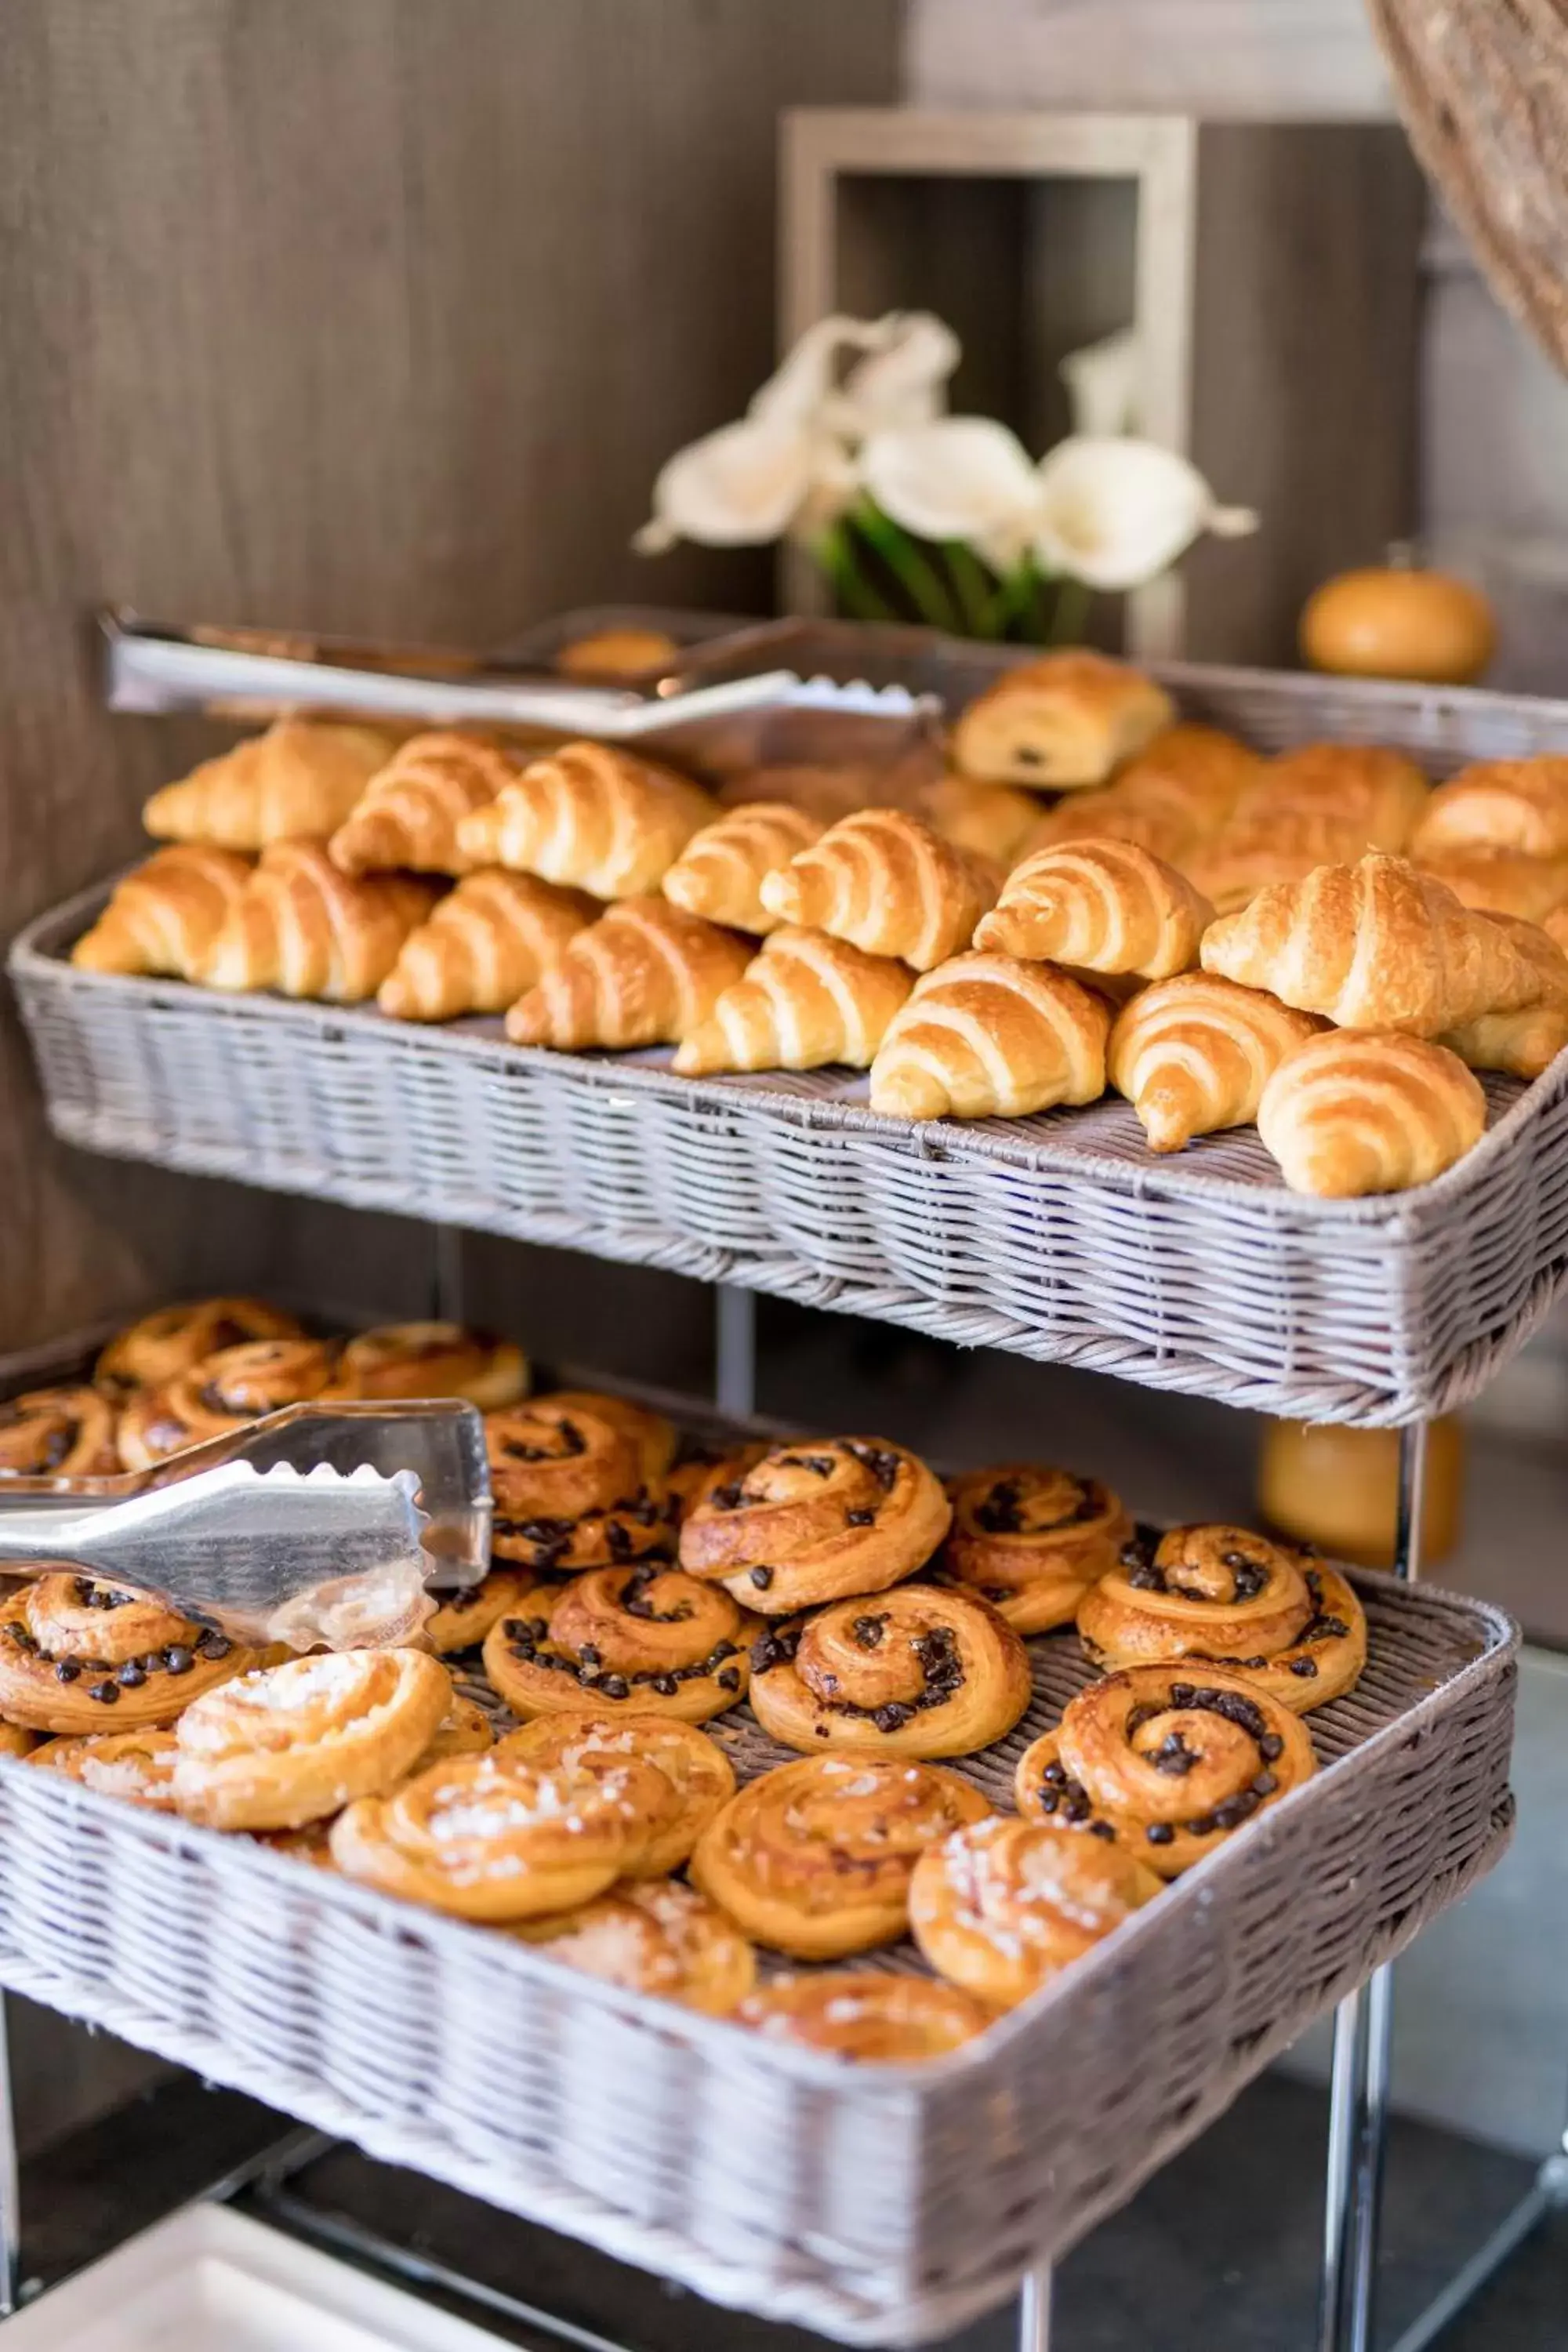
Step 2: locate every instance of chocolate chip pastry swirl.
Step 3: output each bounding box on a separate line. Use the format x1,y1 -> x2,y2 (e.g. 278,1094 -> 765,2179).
30,1728 -> 179,1809
747,1585 -> 1032,1759
172,1649 -> 450,1831
511,1879 -> 756,2015
0,1385 -> 120,1477
940,1466 -> 1132,1635
425,1566 -> 541,1655
483,1566 -> 758,1726
0,1577 -> 249,1734
1025,1664 -> 1317,1878
117,1338 -> 350,1469
336,1322 -> 528,1409
679,1438 -> 951,1615
485,1397 -> 673,1570
499,1710 -> 734,1875
330,1748 -> 666,1920
688,1754 -> 992,1958
737,1973 -> 994,2060
95,1298 -> 307,1403
1078,1525 -> 1367,1710
909,1817 -> 1162,2007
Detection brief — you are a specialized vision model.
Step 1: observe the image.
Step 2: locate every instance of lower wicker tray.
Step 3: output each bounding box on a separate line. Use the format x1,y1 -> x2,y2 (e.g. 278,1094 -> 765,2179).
0,1382 -> 1517,2345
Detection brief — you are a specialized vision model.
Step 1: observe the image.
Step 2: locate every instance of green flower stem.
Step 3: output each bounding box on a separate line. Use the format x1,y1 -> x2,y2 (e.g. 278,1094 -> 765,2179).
850,499 -> 964,634
942,540 -> 996,637
981,557 -> 1042,641
1048,575 -> 1092,645
811,521 -> 901,623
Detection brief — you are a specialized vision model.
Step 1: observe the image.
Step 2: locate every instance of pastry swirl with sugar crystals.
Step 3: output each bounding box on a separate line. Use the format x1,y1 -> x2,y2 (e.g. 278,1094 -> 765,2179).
759,808 -> 998,972
869,952 -> 1111,1121
499,1708 -> 734,1875
673,927 -> 913,1076
510,1877 -> 757,2014
117,1337 -> 351,1468
679,1436 -> 950,1614
95,1298 -> 307,1403
939,1466 -> 1131,1635
976,839 -> 1213,978
662,802 -> 824,933
737,1972 -> 993,2061
29,1727 -> 178,1809
747,1584 -> 1032,1760
1256,1029 -> 1486,1196
0,1576 -> 249,1735
909,1815 -> 1161,2006
688,1753 -> 991,1959
71,845 -> 254,980
0,1384 -> 120,1478
328,730 -> 521,877
485,1396 -> 673,1570
484,1567 -> 758,1726
459,741 -> 716,898
1108,973 -> 1323,1153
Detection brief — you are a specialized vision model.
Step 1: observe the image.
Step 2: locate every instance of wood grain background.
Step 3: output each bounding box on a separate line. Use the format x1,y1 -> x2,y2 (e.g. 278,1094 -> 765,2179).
0,0 -> 898,2151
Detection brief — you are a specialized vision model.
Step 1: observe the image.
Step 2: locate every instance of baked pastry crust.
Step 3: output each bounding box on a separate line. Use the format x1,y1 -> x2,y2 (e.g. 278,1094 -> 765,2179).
662,803 -> 824,934
736,1972 -> 993,2060
417,1687 -> 495,1766
940,1466 -> 1131,1635
330,1748 -> 658,1919
554,627 -> 682,681
747,1584 -> 1033,1760
483,1567 -> 757,1726
758,809 -> 998,972
542,1391 -> 678,1486
666,1439 -> 768,1523
118,1337 -> 350,1468
29,1727 -> 178,1808
172,1648 -> 450,1831
71,846 -> 254,980
952,652 -> 1175,789
977,839 -> 1213,978
1442,913 -> 1568,1080
1414,849 -> 1568,924
95,1298 -> 307,1403
909,1815 -> 1162,2005
0,1384 -> 120,1477
1410,757 -> 1568,862
1108,973 -> 1323,1152
425,1567 -> 542,1655
678,1436 -> 950,1615
505,897 -> 750,1050
0,1723 -> 35,1759
198,840 -> 439,1002
485,1397 -> 672,1570
1078,1526 -> 1367,1710
914,775 -> 1041,866
459,742 -> 716,898
869,952 -> 1111,1121
337,1321 -> 528,1409
1185,744 -> 1431,913
0,1576 -> 249,1733
379,870 -> 597,1020
688,1753 -> 991,1958
498,1708 -> 735,1875
143,719 -> 396,851
511,1878 -> 756,2014
673,927 -> 913,1076
328,731 -> 521,876
1256,1029 -> 1486,1196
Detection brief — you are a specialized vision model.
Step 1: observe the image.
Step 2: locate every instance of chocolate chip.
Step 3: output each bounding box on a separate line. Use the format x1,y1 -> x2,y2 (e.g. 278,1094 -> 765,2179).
710,1483 -> 746,1512
846,1508 -> 876,1527
54,1660 -> 80,1684
650,1674 -> 678,1697
88,1681 -> 119,1706
749,1567 -> 774,1591
163,1646 -> 194,1675
579,1644 -> 601,1667
1259,1734 -> 1284,1762
1145,1823 -> 1175,1846
845,1443 -> 900,1490
1253,1773 -> 1278,1795
1090,1820 -> 1117,1842
598,1675 -> 629,1700
851,1615 -> 887,1650
116,1662 -> 145,1688
872,1702 -> 913,1733
975,1479 -> 1024,1535
1043,1762 -> 1065,1784
778,1453 -> 836,1479
195,1632 -> 230,1661
717,1668 -> 740,1692
1290,1657 -> 1319,1680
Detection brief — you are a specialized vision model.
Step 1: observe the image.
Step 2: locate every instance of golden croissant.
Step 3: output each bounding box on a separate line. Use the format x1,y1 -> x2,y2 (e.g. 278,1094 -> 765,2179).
1410,756 -> 1568,862
1108,975 -> 1323,1152
976,839 -> 1213,978
1441,914 -> 1568,1080
143,720 -> 397,851
328,731 -> 520,876
378,870 -> 597,1021
912,775 -> 1041,866
1185,742 -> 1430,913
1257,1030 -> 1486,1196
198,840 -> 439,1001
1200,852 -> 1544,1035
758,809 -> 998,971
1020,724 -> 1259,866
673,927 -> 913,1075
71,846 -> 252,979
869,952 -> 1111,1120
661,803 -> 823,933
457,741 -> 715,898
951,651 -> 1174,788
505,898 -> 750,1049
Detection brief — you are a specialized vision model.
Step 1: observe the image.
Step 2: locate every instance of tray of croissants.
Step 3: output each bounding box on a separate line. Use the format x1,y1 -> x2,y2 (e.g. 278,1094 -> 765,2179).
31,615 -> 1568,1203
0,1294 -> 1514,2066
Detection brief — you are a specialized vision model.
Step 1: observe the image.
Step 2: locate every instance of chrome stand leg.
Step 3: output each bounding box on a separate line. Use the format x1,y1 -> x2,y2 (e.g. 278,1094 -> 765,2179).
714,1285 -> 756,1419
1017,2261 -> 1052,2352
1319,1986 -> 1368,2351
0,1994 -> 20,2317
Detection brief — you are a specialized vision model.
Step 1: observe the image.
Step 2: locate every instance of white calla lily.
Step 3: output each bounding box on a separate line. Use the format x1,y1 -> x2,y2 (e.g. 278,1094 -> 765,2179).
860,418 -> 1043,572
1058,329 -> 1141,438
831,313 -> 961,436
748,314 -> 889,427
1032,437 -> 1258,591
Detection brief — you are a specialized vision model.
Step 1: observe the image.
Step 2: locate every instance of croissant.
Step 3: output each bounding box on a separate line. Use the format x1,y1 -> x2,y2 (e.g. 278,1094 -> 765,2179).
1019,724 -> 1260,866
378,870 -> 596,1021
671,927 -> 912,1076
758,809 -> 998,971
504,898 -> 750,1049
1441,915 -> 1568,1080
952,651 -> 1174,787
198,840 -> 439,1002
71,846 -> 252,978
457,741 -> 715,898
1414,849 -> 1568,925
913,775 -> 1041,865
143,720 -> 396,851
976,839 -> 1213,978
1257,1030 -> 1486,1196
869,952 -> 1111,1120
1410,756 -> 1568,861
328,731 -> 521,876
1200,853 -> 1544,1035
1109,974 -> 1324,1152
1186,743 -> 1430,913
661,803 -> 823,933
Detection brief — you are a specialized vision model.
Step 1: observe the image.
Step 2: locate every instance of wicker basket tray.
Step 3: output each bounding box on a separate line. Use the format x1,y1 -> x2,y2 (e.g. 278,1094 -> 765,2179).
0,1363 -> 1517,2345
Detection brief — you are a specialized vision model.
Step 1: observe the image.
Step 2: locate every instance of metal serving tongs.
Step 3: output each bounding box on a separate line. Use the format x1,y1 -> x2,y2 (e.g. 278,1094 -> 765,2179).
100,609 -> 942,780
0,1401 -> 492,1653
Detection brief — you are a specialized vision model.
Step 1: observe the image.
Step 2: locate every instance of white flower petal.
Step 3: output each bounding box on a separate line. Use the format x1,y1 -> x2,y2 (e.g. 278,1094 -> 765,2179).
749,314 -> 889,426
834,313 -> 961,436
1032,437 -> 1254,591
636,415 -> 822,550
1058,329 -> 1141,439
862,418 -> 1042,565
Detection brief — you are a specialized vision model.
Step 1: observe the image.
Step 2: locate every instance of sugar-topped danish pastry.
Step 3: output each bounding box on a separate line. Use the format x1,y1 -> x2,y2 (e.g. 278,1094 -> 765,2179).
417,1687 -> 495,1767
485,1396 -> 672,1570
672,927 -> 913,1076
952,652 -> 1174,789
459,742 -> 716,898
337,1322 -> 528,1409
504,898 -> 751,1051
330,1748 -> 661,1919
976,840 -> 1213,979
661,803 -> 824,933
869,953 -> 1111,1121
758,808 -> 998,972
95,1297 -> 307,1403
909,1816 -> 1161,2006
737,1973 -> 993,2062
172,1648 -> 450,1831
679,1436 -> 950,1615
117,1337 -> 350,1468
499,1709 -> 735,1875
1035,1664 -> 1317,1878
0,1385 -> 120,1478
328,730 -> 521,876
0,1724 -> 34,1759
747,1585 -> 1032,1759
0,1576 -> 249,1734
1108,974 -> 1323,1152
940,1467 -> 1131,1635
425,1566 -> 542,1655
484,1567 -> 757,1726
511,1878 -> 755,2015
29,1727 -> 178,1809
378,870 -> 597,1021
689,1754 -> 991,1959
71,845 -> 255,981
